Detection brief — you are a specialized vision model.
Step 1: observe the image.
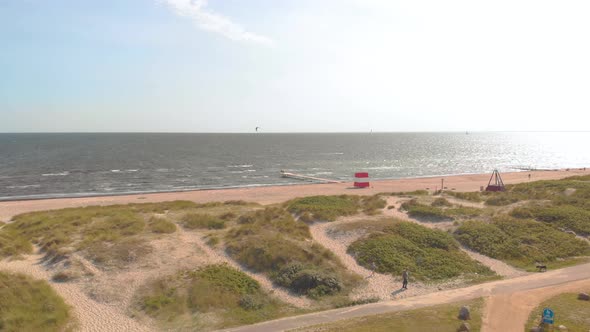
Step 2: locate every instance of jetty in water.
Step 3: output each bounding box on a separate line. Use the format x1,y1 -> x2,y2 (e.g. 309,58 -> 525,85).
280,171 -> 342,184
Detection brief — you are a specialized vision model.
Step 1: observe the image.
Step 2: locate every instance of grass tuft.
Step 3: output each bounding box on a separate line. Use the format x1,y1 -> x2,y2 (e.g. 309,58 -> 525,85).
0,272 -> 72,332
181,213 -> 225,230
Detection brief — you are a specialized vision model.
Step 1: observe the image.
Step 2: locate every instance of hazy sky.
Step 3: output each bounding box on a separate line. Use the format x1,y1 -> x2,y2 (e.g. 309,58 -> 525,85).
1,0 -> 589,132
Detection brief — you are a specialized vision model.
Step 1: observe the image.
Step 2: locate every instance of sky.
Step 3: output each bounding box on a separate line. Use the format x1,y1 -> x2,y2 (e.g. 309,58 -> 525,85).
1,0 -> 589,132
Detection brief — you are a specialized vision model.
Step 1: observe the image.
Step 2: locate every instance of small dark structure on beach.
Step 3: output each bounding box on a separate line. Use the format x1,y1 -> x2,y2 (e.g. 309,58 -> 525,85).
485,169 -> 505,192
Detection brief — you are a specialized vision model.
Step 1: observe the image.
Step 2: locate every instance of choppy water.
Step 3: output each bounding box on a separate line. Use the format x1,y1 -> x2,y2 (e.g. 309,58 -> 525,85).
0,132 -> 588,200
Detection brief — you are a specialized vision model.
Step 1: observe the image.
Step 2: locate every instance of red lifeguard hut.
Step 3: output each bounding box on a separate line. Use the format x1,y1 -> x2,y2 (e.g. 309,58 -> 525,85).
354,172 -> 370,188
485,169 -> 505,192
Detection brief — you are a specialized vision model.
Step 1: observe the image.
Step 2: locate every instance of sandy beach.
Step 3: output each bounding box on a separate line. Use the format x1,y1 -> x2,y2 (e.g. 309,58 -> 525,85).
1,168 -> 587,222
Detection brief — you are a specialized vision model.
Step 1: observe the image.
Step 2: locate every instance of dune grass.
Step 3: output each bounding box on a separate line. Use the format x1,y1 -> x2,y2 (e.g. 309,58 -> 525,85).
348,222 -> 495,281
401,199 -> 482,221
0,200 -> 258,267
0,229 -> 32,259
181,213 -> 226,230
226,207 -> 360,298
147,217 -> 177,234
292,298 -> 484,332
0,272 -> 72,332
455,217 -> 590,270
525,293 -> 590,331
511,204 -> 590,236
286,195 -> 386,221
444,191 -> 483,203
135,264 -> 296,330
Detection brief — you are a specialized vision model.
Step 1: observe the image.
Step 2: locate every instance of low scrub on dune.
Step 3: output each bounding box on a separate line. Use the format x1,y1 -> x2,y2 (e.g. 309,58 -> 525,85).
147,217 -> 177,234
0,272 -> 72,332
181,213 -> 225,230
510,204 -> 590,236
386,190 -> 430,196
0,229 -> 32,258
431,197 -> 452,207
401,199 -> 482,221
455,218 -> 590,269
226,208 -> 360,298
348,222 -> 494,281
286,195 -> 385,221
1,200 -> 241,265
444,191 -> 483,202
135,264 -> 293,330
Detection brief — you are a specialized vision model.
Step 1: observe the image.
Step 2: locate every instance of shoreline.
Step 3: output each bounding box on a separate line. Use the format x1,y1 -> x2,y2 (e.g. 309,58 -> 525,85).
0,168 -> 587,221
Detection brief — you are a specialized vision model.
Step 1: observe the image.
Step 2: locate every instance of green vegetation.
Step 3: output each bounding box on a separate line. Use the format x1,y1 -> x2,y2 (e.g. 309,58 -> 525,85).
348,222 -> 494,281
511,204 -> 590,236
147,217 -> 177,234
455,218 -> 590,269
0,200 -> 258,267
431,197 -> 452,207
293,298 -> 485,332
401,199 -> 482,221
181,213 -> 225,230
525,293 -> 590,331
444,191 -> 483,202
0,272 -> 72,332
387,190 -> 430,196
226,207 -> 360,298
136,264 -> 295,330
286,195 -> 386,221
0,229 -> 32,258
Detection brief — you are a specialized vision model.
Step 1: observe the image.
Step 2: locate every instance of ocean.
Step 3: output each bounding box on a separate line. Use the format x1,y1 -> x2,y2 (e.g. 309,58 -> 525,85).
0,132 -> 589,201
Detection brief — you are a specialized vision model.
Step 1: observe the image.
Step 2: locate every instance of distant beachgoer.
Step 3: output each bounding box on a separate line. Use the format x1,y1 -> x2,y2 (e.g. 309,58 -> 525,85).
528,174 -> 531,181
402,269 -> 409,289
369,262 -> 377,278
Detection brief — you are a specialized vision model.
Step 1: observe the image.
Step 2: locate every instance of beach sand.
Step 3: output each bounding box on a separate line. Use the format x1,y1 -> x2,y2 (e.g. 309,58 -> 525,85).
1,168 -> 587,222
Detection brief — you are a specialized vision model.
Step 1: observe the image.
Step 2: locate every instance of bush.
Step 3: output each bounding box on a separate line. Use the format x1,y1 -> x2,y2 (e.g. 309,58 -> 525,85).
0,272 -> 71,332
182,213 -> 225,230
147,217 -> 176,234
348,222 -> 493,281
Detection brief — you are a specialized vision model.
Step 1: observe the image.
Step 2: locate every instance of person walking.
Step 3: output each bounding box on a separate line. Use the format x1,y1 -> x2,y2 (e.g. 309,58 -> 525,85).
402,269 -> 409,289
368,262 -> 377,278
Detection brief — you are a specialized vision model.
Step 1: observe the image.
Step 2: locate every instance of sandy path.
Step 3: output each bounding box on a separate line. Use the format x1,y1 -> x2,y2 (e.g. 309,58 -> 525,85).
0,252 -> 152,332
2,169 -> 587,222
481,278 -> 590,332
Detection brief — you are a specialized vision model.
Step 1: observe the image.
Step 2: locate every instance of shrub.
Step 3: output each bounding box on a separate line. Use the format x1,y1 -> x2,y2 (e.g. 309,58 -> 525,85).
0,272 -> 71,332
219,212 -> 237,220
147,217 -> 176,234
348,222 -> 493,281
182,213 -> 225,230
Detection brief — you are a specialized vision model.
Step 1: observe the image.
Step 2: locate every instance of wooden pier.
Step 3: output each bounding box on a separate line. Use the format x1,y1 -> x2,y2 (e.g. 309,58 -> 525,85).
280,171 -> 342,184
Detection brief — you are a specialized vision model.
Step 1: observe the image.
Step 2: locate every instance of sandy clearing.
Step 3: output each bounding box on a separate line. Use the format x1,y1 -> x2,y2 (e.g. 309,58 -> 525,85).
2,169 -> 587,222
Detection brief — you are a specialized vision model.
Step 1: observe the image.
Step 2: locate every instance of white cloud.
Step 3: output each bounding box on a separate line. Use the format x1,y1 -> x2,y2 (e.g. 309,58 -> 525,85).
161,0 -> 272,45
